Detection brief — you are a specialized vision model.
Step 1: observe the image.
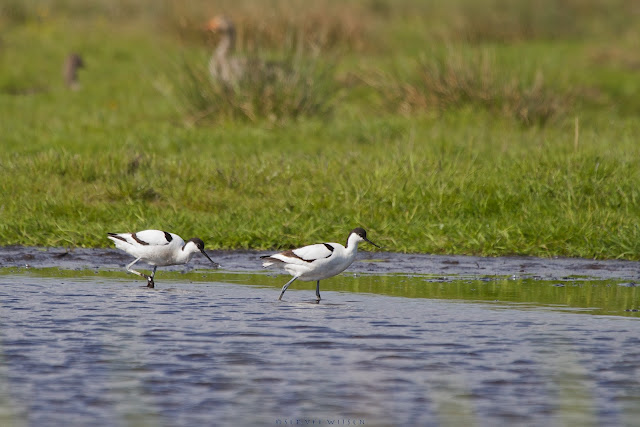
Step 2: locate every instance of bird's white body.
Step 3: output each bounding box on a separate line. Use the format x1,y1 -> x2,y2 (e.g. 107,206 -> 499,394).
263,239 -> 359,282
108,230 -> 199,266
108,230 -> 218,287
262,228 -> 378,301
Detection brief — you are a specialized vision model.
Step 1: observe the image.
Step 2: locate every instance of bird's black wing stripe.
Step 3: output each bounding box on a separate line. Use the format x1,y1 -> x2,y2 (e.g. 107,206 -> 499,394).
266,245 -> 334,263
131,233 -> 149,246
281,249 -> 314,262
163,231 -> 173,243
298,244 -> 334,261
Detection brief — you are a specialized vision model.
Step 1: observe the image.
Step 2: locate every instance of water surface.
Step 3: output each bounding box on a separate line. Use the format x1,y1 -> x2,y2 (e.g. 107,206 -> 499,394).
1,271 -> 639,426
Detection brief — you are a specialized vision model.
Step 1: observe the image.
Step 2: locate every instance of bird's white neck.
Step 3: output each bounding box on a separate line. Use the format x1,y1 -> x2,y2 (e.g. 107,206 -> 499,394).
215,30 -> 235,59
174,242 -> 198,264
343,235 -> 363,260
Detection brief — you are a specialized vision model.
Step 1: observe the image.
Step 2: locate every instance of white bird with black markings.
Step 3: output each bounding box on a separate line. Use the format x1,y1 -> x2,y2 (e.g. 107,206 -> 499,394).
107,230 -> 219,288
261,228 -> 380,302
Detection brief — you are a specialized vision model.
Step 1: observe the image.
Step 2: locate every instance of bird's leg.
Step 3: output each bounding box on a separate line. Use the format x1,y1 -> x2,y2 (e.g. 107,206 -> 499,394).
147,266 -> 157,288
315,280 -> 321,303
126,258 -> 153,287
278,276 -> 298,301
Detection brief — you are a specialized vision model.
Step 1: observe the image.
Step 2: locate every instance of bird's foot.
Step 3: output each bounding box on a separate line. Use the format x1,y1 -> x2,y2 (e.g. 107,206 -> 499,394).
146,276 -> 155,288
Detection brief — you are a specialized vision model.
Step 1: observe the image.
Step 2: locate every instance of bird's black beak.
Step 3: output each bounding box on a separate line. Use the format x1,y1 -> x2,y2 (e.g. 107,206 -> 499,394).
201,250 -> 220,268
365,237 -> 381,249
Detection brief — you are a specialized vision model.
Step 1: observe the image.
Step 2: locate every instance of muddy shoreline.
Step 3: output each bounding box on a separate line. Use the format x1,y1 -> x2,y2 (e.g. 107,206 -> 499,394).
0,245 -> 637,280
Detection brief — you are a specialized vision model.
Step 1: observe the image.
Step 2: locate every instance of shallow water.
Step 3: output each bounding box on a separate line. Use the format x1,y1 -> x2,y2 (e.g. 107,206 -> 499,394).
1,270 -> 639,426
2,245 -> 640,280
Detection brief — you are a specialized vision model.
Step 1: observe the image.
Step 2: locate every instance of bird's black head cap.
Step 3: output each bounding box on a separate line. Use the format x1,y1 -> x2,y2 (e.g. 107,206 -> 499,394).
351,227 -> 367,239
187,237 -> 206,251
349,227 -> 380,248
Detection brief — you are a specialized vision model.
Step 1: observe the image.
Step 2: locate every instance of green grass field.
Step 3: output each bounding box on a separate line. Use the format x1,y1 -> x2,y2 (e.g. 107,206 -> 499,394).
1,0 -> 640,258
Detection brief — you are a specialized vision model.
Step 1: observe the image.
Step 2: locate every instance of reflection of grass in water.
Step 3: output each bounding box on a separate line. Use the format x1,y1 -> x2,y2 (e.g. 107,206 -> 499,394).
548,344 -> 597,427
0,343 -> 26,427
241,272 -> 640,317
429,374 -> 478,427
102,344 -> 163,427
427,339 -> 637,426
2,268 -> 638,317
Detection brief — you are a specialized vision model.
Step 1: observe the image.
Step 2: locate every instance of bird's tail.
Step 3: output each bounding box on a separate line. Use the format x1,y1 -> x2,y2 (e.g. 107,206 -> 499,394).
107,233 -> 126,242
107,233 -> 130,251
260,255 -> 282,268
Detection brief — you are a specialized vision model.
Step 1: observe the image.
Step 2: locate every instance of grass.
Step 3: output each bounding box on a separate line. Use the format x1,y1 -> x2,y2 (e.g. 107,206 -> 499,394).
171,52 -> 338,124
367,48 -> 573,126
1,0 -> 640,259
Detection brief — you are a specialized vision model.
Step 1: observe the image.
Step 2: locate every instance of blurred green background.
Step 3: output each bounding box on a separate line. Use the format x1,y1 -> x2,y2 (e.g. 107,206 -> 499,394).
1,0 -> 639,258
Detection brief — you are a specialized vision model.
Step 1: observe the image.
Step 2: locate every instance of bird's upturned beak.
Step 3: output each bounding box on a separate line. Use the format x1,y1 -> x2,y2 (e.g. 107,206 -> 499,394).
201,250 -> 220,268
365,237 -> 381,249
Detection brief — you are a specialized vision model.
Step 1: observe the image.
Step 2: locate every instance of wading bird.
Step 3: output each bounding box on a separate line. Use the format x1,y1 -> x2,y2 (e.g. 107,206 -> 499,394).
261,228 -> 379,302
108,230 -> 219,288
206,15 -> 245,83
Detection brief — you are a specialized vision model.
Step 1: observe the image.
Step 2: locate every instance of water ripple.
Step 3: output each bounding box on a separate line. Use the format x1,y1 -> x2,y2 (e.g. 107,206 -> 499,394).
0,276 -> 639,426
